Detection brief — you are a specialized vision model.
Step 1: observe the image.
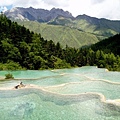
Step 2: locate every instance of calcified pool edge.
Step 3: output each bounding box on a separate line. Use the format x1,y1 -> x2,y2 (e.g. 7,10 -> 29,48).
0,72 -> 120,106
0,84 -> 120,110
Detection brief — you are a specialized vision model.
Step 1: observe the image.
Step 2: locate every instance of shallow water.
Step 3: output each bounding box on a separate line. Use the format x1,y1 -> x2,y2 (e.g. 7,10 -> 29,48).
0,66 -> 120,120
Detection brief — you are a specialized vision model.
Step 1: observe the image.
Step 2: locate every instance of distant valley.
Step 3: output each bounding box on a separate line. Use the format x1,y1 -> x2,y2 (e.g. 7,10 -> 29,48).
4,7 -> 120,48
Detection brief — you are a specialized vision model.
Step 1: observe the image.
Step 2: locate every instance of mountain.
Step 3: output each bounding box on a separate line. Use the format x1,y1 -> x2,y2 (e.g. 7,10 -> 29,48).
49,14 -> 120,39
15,20 -> 99,48
5,7 -> 73,22
4,7 -> 120,48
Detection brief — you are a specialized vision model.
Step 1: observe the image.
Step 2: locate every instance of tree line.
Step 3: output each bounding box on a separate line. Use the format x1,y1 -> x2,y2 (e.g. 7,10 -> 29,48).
0,14 -> 120,71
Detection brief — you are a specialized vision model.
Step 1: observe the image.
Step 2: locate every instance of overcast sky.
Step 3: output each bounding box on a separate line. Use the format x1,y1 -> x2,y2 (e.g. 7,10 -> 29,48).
0,0 -> 120,20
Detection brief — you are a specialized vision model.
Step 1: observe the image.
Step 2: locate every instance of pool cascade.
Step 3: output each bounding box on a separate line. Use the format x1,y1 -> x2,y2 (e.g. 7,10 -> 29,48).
0,66 -> 120,120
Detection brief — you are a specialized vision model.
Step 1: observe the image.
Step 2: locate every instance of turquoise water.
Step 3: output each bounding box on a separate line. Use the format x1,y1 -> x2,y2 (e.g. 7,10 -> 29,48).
45,81 -> 120,99
0,66 -> 120,120
0,70 -> 59,79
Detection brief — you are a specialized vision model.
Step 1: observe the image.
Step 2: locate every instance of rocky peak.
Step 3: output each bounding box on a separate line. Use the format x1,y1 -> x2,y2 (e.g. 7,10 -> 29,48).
5,7 -> 73,22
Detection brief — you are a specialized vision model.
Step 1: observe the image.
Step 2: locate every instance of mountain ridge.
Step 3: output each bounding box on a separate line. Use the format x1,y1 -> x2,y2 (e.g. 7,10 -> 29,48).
4,7 -> 120,48
4,7 -> 120,21
5,7 -> 73,22
5,7 -> 120,35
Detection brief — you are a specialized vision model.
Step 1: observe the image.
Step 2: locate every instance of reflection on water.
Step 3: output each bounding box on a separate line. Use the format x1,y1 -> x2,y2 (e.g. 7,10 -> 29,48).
0,66 -> 120,120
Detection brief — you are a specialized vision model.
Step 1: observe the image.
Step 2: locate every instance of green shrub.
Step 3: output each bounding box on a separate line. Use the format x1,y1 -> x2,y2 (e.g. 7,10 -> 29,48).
5,73 -> 14,79
0,61 -> 25,70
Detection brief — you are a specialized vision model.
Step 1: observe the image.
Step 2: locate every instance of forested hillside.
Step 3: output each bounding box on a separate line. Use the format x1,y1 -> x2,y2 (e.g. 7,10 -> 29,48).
16,20 -> 99,48
0,14 -> 71,70
0,14 -> 120,71
91,34 -> 120,55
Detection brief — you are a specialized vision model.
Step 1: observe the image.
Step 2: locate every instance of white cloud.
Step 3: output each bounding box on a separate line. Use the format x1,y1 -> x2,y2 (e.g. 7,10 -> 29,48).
91,0 -> 105,4
67,0 -> 120,20
0,6 -> 8,12
0,0 -> 120,20
0,0 -> 14,6
11,0 -> 69,10
91,0 -> 120,19
2,6 -> 8,12
42,0 -> 69,7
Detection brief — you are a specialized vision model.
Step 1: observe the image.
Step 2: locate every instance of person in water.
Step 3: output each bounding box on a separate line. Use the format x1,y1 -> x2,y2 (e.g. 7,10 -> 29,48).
14,82 -> 25,89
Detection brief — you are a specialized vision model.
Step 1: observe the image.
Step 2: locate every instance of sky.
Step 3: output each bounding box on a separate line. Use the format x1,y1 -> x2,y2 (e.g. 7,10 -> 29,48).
0,0 -> 120,20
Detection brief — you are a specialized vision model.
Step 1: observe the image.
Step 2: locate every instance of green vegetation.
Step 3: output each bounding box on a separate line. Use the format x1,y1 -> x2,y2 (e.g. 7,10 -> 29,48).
73,18 -> 118,38
15,20 -> 99,48
0,61 -> 24,70
5,73 -> 14,79
91,34 -> 120,55
0,14 -> 120,71
77,48 -> 120,71
49,15 -> 120,40
0,14 -> 71,70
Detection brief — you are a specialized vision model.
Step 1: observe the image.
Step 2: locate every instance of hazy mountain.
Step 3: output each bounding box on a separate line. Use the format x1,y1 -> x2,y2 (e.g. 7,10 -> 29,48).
4,7 -> 120,48
5,7 -> 73,22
